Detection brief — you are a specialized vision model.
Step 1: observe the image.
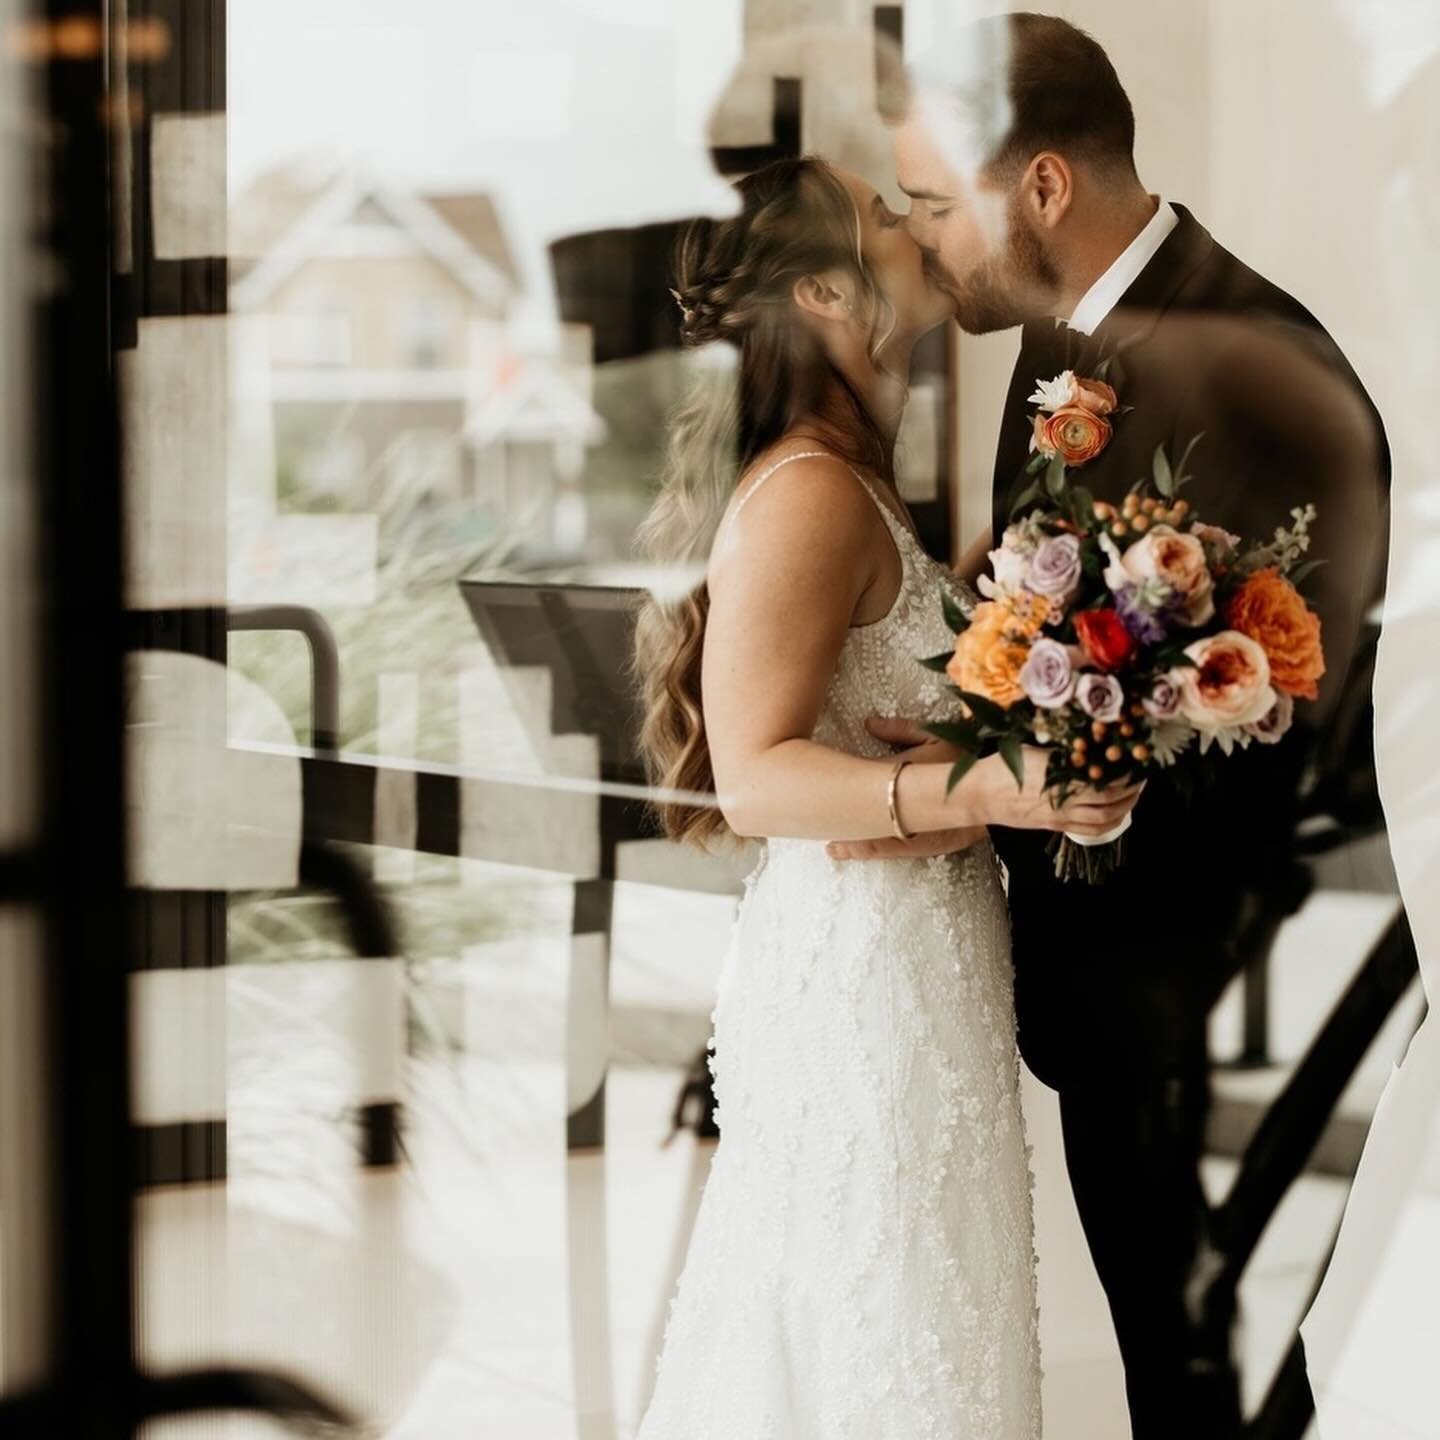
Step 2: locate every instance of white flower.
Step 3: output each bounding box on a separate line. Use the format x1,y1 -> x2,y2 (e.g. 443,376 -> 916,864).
1027,370 -> 1078,413
1147,719 -> 1196,766
1098,531 -> 1129,592
978,527 -> 1034,598
1198,725 -> 1256,758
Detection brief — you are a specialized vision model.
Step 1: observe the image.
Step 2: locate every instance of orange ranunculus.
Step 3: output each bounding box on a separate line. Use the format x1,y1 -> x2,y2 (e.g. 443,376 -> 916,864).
947,606 -> 1030,709
1225,567 -> 1325,700
1036,405 -> 1112,466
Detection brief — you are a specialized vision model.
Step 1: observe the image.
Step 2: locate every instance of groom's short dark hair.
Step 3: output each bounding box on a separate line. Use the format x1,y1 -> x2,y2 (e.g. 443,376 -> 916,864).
882,12 -> 1138,180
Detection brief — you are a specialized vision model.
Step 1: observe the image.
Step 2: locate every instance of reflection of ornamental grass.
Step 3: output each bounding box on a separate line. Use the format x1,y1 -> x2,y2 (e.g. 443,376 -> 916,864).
226,853 -> 569,1179
229,851 -> 516,966
229,499 -> 530,761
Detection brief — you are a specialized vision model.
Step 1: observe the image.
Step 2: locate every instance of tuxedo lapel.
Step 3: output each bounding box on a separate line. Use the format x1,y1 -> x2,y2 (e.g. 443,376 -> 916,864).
990,205 -> 1220,537
1087,204 -> 1216,360
992,320 -> 1066,537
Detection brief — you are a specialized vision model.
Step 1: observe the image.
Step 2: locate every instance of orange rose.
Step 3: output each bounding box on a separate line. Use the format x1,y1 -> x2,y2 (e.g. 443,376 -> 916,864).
1036,406 -> 1112,466
1072,377 -> 1118,416
947,604 -> 1030,708
1225,567 -> 1325,700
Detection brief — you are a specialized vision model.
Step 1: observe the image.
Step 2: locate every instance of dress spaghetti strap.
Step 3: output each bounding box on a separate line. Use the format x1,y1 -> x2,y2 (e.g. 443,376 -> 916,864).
728,449 -> 834,524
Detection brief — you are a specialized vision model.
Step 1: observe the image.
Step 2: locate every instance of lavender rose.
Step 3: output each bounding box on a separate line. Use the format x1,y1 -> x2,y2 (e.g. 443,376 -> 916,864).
1245,690 -> 1295,744
1143,676 -> 1182,719
1019,638 -> 1077,709
1076,672 -> 1125,723
1025,533 -> 1083,607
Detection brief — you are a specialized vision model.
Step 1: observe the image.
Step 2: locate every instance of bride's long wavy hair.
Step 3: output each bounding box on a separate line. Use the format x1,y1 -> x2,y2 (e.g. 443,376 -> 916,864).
633,155 -> 899,847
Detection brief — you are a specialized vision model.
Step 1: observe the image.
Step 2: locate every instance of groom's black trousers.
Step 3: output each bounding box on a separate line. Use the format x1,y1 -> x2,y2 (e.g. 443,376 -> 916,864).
1058,1067 -> 1242,1439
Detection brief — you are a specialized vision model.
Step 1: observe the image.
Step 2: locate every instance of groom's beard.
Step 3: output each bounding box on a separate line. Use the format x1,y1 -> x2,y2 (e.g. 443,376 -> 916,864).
935,201 -> 1060,336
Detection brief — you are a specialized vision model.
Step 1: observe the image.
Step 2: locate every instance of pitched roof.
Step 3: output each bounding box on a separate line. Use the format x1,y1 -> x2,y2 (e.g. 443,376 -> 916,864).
423,192 -> 519,290
228,165 -> 519,307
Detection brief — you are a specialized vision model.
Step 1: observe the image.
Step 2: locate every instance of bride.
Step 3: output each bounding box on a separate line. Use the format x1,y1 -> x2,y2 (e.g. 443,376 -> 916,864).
631,155 -> 1139,1438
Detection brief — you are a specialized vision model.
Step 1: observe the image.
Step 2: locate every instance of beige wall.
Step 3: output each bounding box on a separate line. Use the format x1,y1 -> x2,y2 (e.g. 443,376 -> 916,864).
269,254 -> 482,371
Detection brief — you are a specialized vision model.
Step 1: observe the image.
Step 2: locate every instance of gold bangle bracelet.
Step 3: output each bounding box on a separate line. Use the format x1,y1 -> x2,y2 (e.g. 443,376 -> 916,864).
887,758 -> 912,841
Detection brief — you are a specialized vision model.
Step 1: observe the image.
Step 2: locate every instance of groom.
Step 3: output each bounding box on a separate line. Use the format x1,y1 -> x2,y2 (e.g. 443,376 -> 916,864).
838,14 -> 1393,1438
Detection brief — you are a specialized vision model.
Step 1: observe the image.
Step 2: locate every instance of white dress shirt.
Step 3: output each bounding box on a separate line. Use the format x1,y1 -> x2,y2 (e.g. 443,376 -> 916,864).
1065,197 -> 1179,336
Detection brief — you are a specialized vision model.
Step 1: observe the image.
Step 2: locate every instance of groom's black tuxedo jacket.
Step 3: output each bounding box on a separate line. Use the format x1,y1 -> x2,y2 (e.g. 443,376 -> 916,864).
989,204 -> 1391,1089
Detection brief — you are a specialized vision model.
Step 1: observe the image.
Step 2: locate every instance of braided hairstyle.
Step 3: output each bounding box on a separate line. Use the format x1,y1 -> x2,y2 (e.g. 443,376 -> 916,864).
634,155 -> 899,847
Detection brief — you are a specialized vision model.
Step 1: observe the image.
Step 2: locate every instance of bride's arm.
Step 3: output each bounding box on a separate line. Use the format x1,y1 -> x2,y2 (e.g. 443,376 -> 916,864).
703,463 -> 1136,843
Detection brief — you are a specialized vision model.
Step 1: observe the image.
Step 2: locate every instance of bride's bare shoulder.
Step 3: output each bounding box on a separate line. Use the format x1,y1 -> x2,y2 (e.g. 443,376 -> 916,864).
709,448 -> 878,588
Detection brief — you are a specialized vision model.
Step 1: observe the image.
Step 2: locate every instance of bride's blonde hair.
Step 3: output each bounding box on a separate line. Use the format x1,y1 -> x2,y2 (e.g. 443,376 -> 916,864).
633,155 -> 897,847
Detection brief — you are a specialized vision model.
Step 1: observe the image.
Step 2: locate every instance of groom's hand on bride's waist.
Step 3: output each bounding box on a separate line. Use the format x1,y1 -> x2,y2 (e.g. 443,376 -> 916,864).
825,716 -> 983,860
863,715 -> 958,763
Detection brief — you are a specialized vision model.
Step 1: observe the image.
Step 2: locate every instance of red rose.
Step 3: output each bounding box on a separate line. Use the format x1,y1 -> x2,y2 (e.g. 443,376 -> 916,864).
1074,608 -> 1136,671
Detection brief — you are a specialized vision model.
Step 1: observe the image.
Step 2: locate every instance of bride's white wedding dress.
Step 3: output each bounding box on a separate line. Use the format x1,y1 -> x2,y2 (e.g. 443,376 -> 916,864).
637,452 -> 1042,1440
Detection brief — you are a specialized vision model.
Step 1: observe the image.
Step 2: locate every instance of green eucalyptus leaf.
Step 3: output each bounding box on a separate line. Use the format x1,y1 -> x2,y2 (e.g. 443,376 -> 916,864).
945,751 -> 981,796
1025,450 -> 1050,476
998,733 -> 1026,790
1009,478 -> 1043,517
1288,557 -> 1329,587
1045,455 -> 1068,500
955,689 -> 1009,729
941,592 -> 970,634
1152,444 -> 1175,499
920,651 -> 955,673
1173,430 -> 1206,486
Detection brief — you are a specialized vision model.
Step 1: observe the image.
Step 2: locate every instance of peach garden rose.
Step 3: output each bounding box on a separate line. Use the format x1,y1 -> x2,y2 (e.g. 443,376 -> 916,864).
1115,525 -> 1215,626
1175,631 -> 1276,729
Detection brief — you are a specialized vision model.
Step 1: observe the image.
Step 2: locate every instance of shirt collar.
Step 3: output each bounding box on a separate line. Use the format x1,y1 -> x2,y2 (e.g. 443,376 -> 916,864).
1064,197 -> 1179,336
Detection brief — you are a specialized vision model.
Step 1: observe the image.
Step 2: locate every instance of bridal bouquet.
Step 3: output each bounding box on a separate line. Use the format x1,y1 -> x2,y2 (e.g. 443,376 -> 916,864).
924,369 -> 1327,883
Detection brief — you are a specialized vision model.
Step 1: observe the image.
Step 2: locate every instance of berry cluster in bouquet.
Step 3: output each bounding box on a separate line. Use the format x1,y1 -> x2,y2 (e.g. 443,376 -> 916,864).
924,368 -> 1327,883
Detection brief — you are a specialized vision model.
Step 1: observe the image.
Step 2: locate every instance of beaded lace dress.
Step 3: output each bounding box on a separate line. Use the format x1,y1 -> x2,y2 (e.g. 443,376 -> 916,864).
636,453 -> 1042,1440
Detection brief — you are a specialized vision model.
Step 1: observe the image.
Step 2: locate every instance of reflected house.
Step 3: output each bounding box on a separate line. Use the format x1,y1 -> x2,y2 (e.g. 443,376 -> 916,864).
465,321 -> 608,557
229,166 -> 605,558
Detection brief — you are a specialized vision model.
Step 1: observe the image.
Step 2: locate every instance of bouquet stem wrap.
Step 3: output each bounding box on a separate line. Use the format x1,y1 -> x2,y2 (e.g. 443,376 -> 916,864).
1048,812 -> 1132,884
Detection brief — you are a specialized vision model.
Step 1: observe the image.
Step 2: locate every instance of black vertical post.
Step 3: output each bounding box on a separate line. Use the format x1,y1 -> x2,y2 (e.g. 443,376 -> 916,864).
120,0 -> 232,1187
36,0 -> 138,1431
